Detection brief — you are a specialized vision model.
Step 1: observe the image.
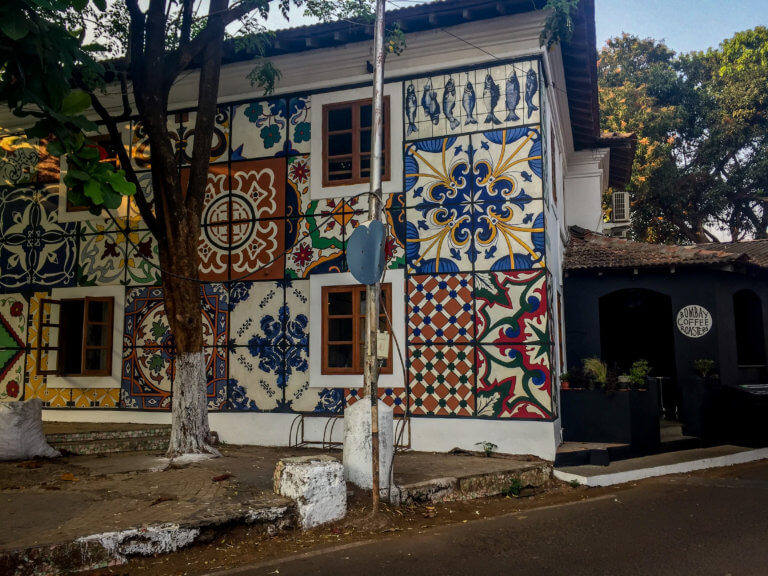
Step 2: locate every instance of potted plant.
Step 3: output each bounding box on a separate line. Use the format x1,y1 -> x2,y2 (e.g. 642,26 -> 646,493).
560,371 -> 571,390
617,374 -> 631,390
560,357 -> 660,452
693,359 -> 718,382
628,359 -> 652,390
583,357 -> 608,390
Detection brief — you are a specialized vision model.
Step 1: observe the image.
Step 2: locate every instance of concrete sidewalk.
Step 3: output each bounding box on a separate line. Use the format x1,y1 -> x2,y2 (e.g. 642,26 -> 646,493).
0,445 -> 550,575
555,445 -> 768,487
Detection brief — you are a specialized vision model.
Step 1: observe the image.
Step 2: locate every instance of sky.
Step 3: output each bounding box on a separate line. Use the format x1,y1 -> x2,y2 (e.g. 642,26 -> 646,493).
262,0 -> 768,55
594,0 -> 768,54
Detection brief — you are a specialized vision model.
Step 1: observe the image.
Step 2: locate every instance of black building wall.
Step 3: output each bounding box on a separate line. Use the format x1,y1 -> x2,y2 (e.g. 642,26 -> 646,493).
564,266 -> 768,438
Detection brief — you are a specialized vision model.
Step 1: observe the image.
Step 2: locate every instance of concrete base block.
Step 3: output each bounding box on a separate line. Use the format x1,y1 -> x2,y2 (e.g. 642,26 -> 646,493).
274,455 -> 346,529
343,399 -> 394,490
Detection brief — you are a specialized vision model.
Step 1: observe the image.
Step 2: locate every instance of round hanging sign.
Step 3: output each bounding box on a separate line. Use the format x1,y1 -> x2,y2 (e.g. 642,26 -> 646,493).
676,305 -> 712,338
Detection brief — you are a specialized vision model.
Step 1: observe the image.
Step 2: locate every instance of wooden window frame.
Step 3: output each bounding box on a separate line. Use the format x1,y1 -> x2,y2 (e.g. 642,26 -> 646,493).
322,97 -> 391,187
321,284 -> 393,375
37,297 -> 114,377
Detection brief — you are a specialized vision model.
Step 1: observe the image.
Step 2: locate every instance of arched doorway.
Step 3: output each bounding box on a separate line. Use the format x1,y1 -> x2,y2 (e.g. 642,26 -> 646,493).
599,289 -> 676,375
599,288 -> 677,415
734,289 -> 767,384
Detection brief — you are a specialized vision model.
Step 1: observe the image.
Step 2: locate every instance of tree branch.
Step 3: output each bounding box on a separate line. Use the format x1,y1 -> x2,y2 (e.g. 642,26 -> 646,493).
185,0 -> 228,216
86,88 -> 161,238
179,0 -> 194,47
173,1 -> 259,74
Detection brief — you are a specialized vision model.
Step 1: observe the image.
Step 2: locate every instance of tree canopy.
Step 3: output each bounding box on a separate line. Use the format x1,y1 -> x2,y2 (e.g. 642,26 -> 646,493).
599,28 -> 768,243
1,0 -> 384,457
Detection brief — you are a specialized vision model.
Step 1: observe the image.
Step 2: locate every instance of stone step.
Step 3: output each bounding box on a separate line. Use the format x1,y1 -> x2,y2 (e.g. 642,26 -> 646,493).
390,462 -> 552,505
555,442 -> 632,468
45,426 -> 171,456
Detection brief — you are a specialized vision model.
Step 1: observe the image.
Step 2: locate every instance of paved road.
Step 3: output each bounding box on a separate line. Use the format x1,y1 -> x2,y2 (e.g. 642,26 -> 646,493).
209,461 -> 768,576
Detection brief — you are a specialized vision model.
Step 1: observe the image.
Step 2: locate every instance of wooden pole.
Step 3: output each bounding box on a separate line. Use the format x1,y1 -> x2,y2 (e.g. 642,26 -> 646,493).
365,0 -> 386,514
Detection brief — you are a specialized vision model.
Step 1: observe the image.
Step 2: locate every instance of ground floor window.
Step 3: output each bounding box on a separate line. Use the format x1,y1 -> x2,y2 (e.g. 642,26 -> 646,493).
38,297 -> 114,376
321,284 -> 392,375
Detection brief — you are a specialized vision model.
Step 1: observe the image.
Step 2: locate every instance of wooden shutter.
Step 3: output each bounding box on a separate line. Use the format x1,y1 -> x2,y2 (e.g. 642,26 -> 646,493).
36,299 -> 62,376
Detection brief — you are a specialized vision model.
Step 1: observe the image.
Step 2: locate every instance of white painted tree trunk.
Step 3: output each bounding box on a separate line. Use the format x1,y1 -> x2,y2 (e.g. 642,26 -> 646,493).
167,351 -> 218,458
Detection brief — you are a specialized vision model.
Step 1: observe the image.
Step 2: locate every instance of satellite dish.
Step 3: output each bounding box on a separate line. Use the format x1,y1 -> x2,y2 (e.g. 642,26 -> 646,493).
346,219 -> 387,285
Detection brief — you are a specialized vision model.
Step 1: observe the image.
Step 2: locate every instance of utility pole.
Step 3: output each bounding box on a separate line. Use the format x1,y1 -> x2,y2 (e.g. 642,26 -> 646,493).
365,0 -> 386,514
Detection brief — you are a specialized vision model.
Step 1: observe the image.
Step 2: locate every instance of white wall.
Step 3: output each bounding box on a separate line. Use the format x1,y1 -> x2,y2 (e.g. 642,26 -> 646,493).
564,149 -> 610,233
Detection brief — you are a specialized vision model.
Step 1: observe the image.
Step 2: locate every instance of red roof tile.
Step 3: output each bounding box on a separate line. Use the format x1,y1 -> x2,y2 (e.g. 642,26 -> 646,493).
564,227 -> 768,271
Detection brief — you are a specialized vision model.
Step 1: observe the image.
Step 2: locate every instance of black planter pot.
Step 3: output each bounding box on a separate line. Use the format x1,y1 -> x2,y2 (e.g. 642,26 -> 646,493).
561,379 -> 660,452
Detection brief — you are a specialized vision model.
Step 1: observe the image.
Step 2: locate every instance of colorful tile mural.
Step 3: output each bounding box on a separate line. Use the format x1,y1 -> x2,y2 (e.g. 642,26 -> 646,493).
0,294 -> 27,401
408,274 -> 474,344
285,197 -> 353,278
409,345 -> 475,417
0,185 -> 78,290
227,279 -> 336,413
475,270 -> 549,345
231,96 -> 310,160
404,128 -> 544,274
345,386 -> 407,416
122,285 -> 231,410
476,343 -> 552,419
0,138 -> 39,186
78,230 -> 127,286
0,55 -> 554,425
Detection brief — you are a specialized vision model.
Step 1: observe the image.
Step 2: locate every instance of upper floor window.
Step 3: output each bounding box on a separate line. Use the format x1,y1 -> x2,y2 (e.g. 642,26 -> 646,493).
322,97 -> 390,186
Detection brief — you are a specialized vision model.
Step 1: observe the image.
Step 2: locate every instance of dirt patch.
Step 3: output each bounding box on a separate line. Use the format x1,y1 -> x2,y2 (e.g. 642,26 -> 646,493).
81,480 -> 624,576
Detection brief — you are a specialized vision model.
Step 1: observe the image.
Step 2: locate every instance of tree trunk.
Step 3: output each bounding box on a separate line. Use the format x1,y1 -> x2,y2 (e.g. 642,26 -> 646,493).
159,215 -> 216,458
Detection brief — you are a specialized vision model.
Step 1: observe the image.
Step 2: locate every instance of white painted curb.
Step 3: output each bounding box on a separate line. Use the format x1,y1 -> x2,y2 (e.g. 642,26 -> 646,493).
554,448 -> 768,487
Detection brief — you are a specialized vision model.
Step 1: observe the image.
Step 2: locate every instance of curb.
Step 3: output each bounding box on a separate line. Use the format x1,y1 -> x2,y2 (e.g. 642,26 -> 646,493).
389,463 -> 553,505
554,447 -> 768,487
0,503 -> 296,576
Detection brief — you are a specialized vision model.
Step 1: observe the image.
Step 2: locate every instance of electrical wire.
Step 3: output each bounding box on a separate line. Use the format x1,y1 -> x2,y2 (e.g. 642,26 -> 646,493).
377,263 -> 410,502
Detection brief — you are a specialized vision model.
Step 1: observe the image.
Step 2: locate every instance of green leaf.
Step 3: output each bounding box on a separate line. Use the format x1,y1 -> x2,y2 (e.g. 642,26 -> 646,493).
0,11 -> 30,41
79,145 -> 100,160
101,188 -> 123,210
67,186 -> 87,207
46,140 -> 66,156
67,168 -> 91,181
69,115 -> 98,132
83,178 -> 104,205
106,170 -> 136,196
60,91 -> 92,115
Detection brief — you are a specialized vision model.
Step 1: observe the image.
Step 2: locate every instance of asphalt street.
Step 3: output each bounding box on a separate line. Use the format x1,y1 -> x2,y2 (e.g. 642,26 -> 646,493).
208,461 -> 768,576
